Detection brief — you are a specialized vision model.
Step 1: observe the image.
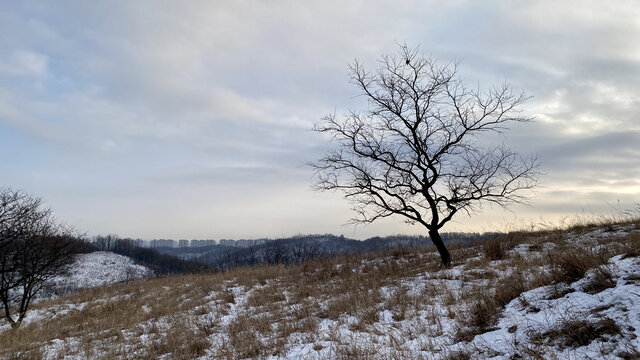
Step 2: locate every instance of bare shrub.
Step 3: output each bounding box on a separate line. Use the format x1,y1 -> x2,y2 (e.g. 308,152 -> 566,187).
224,314 -> 264,359
336,342 -> 378,360
145,319 -> 211,359
326,290 -> 381,320
444,350 -> 472,360
482,237 -> 505,261
219,287 -> 236,304
618,345 -> 640,360
481,234 -> 520,261
386,285 -> 411,321
622,231 -> 640,258
494,272 -> 527,308
549,246 -> 610,284
532,318 -> 621,349
246,283 -> 286,307
582,268 -> 616,294
457,272 -> 528,341
358,307 -> 380,329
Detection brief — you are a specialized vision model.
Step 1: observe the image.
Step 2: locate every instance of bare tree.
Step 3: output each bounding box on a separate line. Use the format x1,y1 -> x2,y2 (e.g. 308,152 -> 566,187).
290,238 -> 320,264
0,188 -> 82,329
311,46 -> 539,266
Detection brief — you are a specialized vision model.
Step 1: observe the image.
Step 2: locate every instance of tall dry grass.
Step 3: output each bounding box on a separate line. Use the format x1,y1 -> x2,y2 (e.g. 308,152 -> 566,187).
1,214 -> 638,359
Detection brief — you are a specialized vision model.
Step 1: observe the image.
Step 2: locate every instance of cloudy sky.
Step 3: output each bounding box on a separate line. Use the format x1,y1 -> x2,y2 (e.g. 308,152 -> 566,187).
1,1 -> 639,240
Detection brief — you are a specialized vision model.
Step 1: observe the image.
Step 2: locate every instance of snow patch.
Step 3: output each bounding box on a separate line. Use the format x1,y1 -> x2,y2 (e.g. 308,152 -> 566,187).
47,251 -> 153,295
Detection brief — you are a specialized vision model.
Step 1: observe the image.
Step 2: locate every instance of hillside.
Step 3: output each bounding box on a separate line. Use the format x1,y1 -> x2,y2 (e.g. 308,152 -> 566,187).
1,222 -> 639,359
44,251 -> 153,297
154,233 -> 492,270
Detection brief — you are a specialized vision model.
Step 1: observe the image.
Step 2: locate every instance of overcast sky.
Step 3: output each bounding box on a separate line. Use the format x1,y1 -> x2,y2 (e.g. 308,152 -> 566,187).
1,1 -> 639,239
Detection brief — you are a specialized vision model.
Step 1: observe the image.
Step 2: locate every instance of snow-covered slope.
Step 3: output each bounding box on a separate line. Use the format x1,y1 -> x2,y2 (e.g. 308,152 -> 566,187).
469,253 -> 640,359
2,225 -> 639,359
46,251 -> 153,296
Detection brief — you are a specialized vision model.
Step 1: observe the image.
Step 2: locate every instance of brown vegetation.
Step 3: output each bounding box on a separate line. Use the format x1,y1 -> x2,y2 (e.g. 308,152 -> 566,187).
1,218 -> 639,359
531,317 -> 621,349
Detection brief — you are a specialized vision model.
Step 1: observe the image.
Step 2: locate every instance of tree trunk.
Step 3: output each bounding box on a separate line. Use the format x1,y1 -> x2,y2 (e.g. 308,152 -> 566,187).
429,229 -> 451,267
2,298 -> 17,329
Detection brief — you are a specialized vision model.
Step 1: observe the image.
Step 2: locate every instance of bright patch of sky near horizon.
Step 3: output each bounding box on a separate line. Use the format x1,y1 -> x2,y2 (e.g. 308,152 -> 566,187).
1,1 -> 639,240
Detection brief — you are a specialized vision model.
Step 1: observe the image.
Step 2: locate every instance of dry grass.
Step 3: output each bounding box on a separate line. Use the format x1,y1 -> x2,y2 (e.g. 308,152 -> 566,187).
622,231 -> 640,258
482,236 -> 506,261
481,233 -> 521,261
0,247 -> 441,358
531,317 -> 621,349
1,217 -> 639,359
549,246 -> 611,284
455,272 -> 530,342
582,268 -> 616,294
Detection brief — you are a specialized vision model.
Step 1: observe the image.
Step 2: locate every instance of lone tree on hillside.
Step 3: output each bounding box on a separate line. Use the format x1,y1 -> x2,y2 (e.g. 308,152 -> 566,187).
0,188 -> 83,329
311,46 -> 539,266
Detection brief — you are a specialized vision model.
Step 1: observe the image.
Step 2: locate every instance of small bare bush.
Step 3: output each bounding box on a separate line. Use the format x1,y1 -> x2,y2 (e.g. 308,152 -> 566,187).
224,314 -> 265,359
326,290 -> 381,320
549,246 -> 610,284
457,272 -> 529,342
146,320 -> 211,359
336,342 -> 378,360
246,284 -> 286,307
445,350 -> 472,360
482,237 -> 506,260
582,268 -> 616,294
622,231 -> 640,258
532,318 -> 621,349
494,272 -> 527,308
219,287 -> 236,304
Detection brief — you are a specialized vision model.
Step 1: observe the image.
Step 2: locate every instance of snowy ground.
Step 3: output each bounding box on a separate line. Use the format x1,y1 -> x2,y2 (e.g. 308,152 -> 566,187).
470,253 -> 640,359
1,251 -> 152,335
1,226 -> 639,359
46,251 -> 153,296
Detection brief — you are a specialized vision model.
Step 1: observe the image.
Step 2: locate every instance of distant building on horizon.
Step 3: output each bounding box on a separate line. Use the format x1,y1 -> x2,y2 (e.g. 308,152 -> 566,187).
191,239 -> 216,247
150,239 -> 176,248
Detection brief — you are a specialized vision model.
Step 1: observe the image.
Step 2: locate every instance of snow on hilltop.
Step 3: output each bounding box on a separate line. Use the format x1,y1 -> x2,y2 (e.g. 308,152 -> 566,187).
47,251 -> 153,295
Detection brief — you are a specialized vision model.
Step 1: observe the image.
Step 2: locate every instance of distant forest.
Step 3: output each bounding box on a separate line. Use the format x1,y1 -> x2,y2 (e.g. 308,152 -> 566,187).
91,232 -> 500,274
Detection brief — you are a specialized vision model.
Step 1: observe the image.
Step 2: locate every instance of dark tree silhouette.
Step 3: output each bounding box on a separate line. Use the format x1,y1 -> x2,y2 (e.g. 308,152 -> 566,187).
0,188 -> 82,329
311,46 -> 539,266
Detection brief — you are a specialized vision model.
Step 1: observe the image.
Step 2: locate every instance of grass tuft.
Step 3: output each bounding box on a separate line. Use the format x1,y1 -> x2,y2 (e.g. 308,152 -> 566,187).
532,318 -> 621,349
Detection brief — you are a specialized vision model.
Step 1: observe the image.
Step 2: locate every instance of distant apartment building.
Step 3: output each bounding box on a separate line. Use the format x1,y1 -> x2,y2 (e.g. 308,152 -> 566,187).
178,239 -> 189,248
191,239 -> 216,247
150,239 -> 176,248
218,239 -> 235,247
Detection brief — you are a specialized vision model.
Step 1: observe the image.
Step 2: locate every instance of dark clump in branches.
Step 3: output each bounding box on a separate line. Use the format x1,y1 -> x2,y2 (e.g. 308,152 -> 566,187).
0,188 -> 85,329
311,45 -> 539,266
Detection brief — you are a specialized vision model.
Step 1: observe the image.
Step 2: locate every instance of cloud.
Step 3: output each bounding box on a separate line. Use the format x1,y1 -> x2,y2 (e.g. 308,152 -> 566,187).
1,1 -> 639,238
0,50 -> 48,77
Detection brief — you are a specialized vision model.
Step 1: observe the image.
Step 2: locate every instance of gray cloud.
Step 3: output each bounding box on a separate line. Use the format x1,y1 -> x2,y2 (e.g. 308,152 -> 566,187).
1,1 -> 639,238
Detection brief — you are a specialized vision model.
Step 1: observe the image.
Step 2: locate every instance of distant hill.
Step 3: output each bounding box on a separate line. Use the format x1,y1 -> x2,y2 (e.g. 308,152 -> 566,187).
153,232 -> 498,270
45,251 -> 153,297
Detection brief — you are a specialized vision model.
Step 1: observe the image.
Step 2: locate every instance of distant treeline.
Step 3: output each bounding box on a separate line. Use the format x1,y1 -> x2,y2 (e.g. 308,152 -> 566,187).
92,235 -> 208,274
90,232 -> 500,274
153,232 -> 501,271
137,232 -> 497,249
118,238 -> 271,249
